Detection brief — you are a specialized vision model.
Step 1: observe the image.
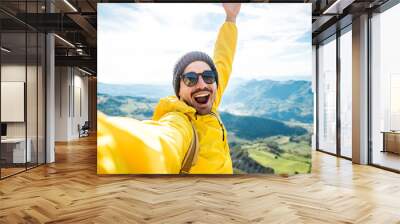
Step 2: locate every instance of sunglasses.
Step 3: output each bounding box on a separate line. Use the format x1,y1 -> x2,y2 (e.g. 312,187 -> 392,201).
181,70 -> 217,87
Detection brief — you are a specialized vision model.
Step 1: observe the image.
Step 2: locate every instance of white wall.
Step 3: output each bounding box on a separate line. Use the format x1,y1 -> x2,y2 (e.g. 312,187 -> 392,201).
55,67 -> 89,141
55,66 -> 69,141
1,82 -> 25,122
72,72 -> 89,138
1,63 -> 46,164
1,65 -> 26,141
1,65 -> 40,138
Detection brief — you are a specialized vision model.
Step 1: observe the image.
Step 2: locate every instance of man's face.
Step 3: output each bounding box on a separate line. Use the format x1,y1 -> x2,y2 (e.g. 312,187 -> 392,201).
179,61 -> 217,115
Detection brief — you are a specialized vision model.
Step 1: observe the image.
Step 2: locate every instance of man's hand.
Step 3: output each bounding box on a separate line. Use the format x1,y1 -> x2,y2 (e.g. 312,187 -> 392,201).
223,3 -> 241,23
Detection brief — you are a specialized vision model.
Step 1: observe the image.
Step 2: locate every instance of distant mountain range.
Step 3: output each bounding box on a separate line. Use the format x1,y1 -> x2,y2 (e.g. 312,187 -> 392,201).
97,93 -> 307,141
98,82 -> 172,100
98,93 -> 157,120
98,78 -> 313,124
220,79 -> 313,123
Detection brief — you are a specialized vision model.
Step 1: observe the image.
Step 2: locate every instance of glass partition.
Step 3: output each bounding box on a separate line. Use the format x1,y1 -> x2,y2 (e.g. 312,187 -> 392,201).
1,30 -> 28,177
0,1 -> 46,179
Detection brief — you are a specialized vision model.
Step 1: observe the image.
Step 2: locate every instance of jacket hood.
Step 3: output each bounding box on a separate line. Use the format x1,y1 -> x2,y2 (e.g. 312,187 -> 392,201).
152,96 -> 197,121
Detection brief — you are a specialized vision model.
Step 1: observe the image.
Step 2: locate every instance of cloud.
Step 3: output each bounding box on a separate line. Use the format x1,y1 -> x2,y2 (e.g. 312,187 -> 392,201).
98,3 -> 311,84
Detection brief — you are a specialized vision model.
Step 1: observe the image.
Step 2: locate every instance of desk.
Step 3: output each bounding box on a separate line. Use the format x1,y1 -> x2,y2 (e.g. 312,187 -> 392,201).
382,131 -> 400,154
1,138 -> 31,163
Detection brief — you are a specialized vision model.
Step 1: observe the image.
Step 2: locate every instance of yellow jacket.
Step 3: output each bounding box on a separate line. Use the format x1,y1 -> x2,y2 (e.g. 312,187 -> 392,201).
98,22 -> 237,174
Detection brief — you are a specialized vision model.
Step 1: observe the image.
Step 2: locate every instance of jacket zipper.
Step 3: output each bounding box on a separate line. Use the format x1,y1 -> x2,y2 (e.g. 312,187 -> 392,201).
210,112 -> 225,141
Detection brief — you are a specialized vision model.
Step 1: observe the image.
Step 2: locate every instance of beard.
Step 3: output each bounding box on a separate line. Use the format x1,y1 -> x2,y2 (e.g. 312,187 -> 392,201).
182,87 -> 215,115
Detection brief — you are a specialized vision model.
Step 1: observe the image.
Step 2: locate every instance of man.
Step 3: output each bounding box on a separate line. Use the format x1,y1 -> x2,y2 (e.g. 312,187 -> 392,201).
98,3 -> 240,174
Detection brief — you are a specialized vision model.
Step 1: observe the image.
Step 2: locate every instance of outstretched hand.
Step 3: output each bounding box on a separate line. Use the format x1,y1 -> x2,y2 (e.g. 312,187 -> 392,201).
223,3 -> 241,23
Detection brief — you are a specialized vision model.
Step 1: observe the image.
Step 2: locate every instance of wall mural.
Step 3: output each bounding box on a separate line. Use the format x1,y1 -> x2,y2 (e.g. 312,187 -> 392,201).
97,3 -> 313,175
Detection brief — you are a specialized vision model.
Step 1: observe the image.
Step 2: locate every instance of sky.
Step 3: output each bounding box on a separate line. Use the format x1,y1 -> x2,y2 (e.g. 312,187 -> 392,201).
98,3 -> 311,85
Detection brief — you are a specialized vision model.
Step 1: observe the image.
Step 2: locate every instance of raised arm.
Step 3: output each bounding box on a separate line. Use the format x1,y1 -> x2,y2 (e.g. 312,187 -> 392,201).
212,3 -> 240,109
97,111 -> 193,174
224,3 -> 241,23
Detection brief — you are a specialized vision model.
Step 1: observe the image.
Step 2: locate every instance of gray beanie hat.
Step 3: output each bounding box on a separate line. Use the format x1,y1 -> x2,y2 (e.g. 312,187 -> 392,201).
173,51 -> 218,97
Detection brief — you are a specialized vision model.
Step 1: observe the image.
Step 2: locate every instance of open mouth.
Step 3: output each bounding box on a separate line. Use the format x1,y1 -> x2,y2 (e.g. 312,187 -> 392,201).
193,91 -> 210,105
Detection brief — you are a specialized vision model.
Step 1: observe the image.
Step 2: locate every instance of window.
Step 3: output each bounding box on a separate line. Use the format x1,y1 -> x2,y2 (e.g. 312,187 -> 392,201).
371,3 -> 400,171
339,28 -> 352,158
317,36 -> 337,154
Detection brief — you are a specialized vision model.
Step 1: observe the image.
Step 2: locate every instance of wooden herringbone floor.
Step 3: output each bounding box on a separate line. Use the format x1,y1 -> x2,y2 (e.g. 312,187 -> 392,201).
1,135 -> 400,224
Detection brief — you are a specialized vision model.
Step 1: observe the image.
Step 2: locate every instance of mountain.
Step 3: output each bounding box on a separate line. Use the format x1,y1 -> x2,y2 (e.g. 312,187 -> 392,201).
98,82 -> 173,100
97,93 -> 157,120
97,93 -> 307,140
220,79 -> 313,123
98,78 -> 314,124
220,112 -> 307,140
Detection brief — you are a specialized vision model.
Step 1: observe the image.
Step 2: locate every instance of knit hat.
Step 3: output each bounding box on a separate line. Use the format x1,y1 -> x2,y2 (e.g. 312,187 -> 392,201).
173,51 -> 218,97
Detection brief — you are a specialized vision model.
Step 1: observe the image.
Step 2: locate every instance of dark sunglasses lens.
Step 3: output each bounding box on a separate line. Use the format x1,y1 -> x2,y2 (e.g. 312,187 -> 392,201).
202,71 -> 216,84
182,72 -> 198,87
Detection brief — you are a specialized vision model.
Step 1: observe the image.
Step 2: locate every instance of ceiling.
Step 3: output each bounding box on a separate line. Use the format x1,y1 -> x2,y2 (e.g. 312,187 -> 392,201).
0,0 -> 97,74
310,0 -> 390,43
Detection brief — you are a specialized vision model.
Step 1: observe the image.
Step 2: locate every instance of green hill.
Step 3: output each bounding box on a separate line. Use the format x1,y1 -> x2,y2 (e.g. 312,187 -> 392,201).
230,135 -> 311,175
220,112 -> 307,140
97,93 -> 312,175
97,93 -> 157,120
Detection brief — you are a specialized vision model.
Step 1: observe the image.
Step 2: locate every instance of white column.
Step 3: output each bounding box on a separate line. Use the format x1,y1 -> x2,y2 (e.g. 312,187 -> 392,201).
312,45 -> 317,150
352,14 -> 369,164
46,33 -> 55,163
45,0 -> 55,163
